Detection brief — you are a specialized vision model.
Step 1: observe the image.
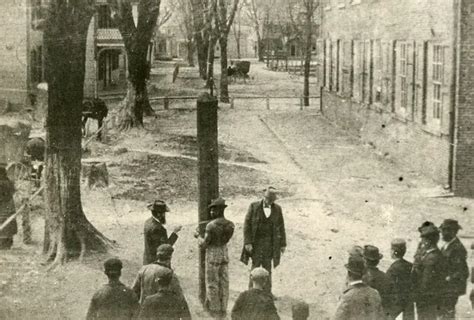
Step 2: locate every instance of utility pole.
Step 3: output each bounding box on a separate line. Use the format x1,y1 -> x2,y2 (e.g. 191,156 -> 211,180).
197,92 -> 219,306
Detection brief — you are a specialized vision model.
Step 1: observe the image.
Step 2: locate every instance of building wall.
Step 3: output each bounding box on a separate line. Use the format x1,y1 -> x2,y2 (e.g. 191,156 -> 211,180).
0,0 -> 29,106
318,0 -> 456,186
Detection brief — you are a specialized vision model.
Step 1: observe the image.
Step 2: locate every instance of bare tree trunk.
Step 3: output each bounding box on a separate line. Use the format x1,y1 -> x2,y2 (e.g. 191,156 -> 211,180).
206,36 -> 217,89
43,1 -> 113,267
303,3 -> 313,107
257,37 -> 264,61
219,37 -> 230,103
191,0 -> 209,79
186,38 -> 195,67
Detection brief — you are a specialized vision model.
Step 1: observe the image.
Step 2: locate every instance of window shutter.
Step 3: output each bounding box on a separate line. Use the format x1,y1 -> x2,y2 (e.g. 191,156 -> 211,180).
325,39 -> 332,89
440,45 -> 452,135
353,40 -> 361,102
406,40 -> 415,121
363,40 -> 372,104
414,41 -> 426,124
425,41 -> 435,127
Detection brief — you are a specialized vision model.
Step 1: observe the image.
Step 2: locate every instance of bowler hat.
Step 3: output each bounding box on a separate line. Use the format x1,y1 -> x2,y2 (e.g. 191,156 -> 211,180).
440,219 -> 462,231
156,244 -> 174,260
418,221 -> 435,233
348,245 -> 364,258
208,197 -> 227,209
147,200 -> 169,213
363,245 -> 383,261
104,258 -> 123,273
344,256 -> 365,276
419,224 -> 439,238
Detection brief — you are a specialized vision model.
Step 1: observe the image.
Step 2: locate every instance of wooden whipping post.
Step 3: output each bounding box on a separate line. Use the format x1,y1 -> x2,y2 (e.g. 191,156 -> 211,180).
196,92 -> 219,306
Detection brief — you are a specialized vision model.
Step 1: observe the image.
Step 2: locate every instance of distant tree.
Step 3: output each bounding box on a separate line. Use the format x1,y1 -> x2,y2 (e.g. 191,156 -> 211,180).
231,1 -> 245,59
191,0 -> 210,79
109,0 -> 163,130
176,0 -> 195,66
43,0 -> 113,268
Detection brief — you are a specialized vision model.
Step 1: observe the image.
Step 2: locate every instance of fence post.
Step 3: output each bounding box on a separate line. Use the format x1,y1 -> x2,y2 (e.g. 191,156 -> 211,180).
266,96 -> 270,110
230,97 -> 234,109
164,96 -> 169,110
300,97 -> 304,110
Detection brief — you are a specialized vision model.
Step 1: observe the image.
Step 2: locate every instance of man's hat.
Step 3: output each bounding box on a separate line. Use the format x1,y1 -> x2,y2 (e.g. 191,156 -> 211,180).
344,255 -> 365,276
147,200 -> 169,213
419,224 -> 439,238
440,219 -> 462,231
156,244 -> 174,260
208,197 -> 227,209
104,258 -> 123,273
391,238 -> 407,250
250,267 -> 269,280
348,245 -> 364,258
363,245 -> 383,261
418,221 -> 435,233
153,267 -> 173,285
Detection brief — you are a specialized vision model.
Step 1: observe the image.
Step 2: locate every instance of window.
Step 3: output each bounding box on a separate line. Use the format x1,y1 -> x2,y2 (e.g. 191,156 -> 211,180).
341,40 -> 353,96
30,46 -> 43,83
331,40 -> 338,91
372,40 -> 382,103
432,45 -> 444,119
352,40 -> 363,102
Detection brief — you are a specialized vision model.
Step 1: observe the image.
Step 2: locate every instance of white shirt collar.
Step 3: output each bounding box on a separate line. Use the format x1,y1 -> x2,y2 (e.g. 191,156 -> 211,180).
349,280 -> 363,286
262,201 -> 271,218
442,237 -> 457,249
152,216 -> 162,224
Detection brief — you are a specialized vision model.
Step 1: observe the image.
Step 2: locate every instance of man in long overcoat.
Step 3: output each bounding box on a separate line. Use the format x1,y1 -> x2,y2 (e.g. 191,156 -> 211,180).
240,187 -> 286,294
439,219 -> 469,319
0,164 -> 17,249
143,200 -> 182,265
362,245 -> 391,313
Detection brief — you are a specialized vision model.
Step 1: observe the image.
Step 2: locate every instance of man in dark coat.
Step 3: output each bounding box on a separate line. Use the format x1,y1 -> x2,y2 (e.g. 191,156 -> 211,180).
138,267 -> 191,320
438,219 -> 469,319
196,197 -> 235,318
385,239 -> 414,320
334,255 -> 384,320
0,164 -> 17,250
240,187 -> 286,294
231,267 -> 280,320
412,222 -> 448,320
143,200 -> 182,265
133,244 -> 184,305
86,258 -> 139,320
362,245 -> 391,314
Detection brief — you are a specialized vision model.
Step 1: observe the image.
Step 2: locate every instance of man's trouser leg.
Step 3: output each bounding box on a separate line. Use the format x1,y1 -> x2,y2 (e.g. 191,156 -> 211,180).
219,263 -> 229,314
439,295 -> 458,320
206,261 -> 220,313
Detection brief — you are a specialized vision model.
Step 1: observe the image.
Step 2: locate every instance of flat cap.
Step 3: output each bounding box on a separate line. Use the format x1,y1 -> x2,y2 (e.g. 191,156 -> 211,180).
250,267 -> 269,280
147,200 -> 169,213
391,238 -> 407,249
156,244 -> 174,260
104,258 -> 123,272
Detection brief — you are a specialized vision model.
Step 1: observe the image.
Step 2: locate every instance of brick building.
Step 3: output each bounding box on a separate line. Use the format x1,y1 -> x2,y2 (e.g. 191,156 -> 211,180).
317,0 -> 474,197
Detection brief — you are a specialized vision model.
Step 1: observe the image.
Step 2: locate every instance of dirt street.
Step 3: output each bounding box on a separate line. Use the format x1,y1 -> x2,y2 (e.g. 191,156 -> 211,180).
1,62 -> 473,319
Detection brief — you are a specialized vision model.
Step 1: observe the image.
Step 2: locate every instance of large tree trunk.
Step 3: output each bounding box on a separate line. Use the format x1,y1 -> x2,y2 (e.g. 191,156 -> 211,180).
43,1 -> 113,267
191,0 -> 209,79
195,33 -> 209,79
219,37 -> 230,103
186,38 -> 195,67
206,36 -> 217,90
257,36 -> 264,62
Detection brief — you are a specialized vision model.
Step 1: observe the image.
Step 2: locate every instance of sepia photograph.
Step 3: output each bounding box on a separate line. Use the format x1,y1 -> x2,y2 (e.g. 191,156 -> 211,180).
0,0 -> 473,319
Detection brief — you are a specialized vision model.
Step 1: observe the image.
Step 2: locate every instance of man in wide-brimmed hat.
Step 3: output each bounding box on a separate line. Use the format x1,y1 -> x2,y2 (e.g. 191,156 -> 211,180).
385,239 -> 415,320
362,245 -> 391,313
196,197 -> 235,318
334,255 -> 384,320
86,258 -> 139,320
438,219 -> 469,319
240,187 -> 287,295
142,200 -> 182,265
412,222 -> 448,320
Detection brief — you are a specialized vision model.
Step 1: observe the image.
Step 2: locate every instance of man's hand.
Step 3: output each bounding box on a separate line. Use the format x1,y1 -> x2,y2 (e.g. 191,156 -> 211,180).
281,247 -> 286,255
173,225 -> 183,234
245,244 -> 253,254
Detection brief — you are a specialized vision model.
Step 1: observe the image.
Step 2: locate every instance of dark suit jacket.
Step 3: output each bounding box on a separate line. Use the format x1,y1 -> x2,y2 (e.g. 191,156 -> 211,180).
386,259 -> 413,309
240,200 -> 286,268
441,237 -> 469,296
143,218 -> 178,265
138,289 -> 191,320
333,282 -> 384,320
231,288 -> 280,320
362,266 -> 391,310
412,248 -> 448,305
86,281 -> 139,320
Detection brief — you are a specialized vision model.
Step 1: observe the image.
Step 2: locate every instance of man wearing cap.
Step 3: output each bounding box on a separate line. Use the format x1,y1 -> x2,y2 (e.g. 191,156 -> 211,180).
0,164 -> 17,250
231,267 -> 280,320
143,200 -> 182,265
138,267 -> 191,320
240,187 -> 287,294
86,258 -> 139,320
412,222 -> 448,320
362,245 -> 391,313
196,197 -> 235,318
133,244 -> 185,305
438,219 -> 469,319
334,255 -> 384,320
386,239 -> 414,320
